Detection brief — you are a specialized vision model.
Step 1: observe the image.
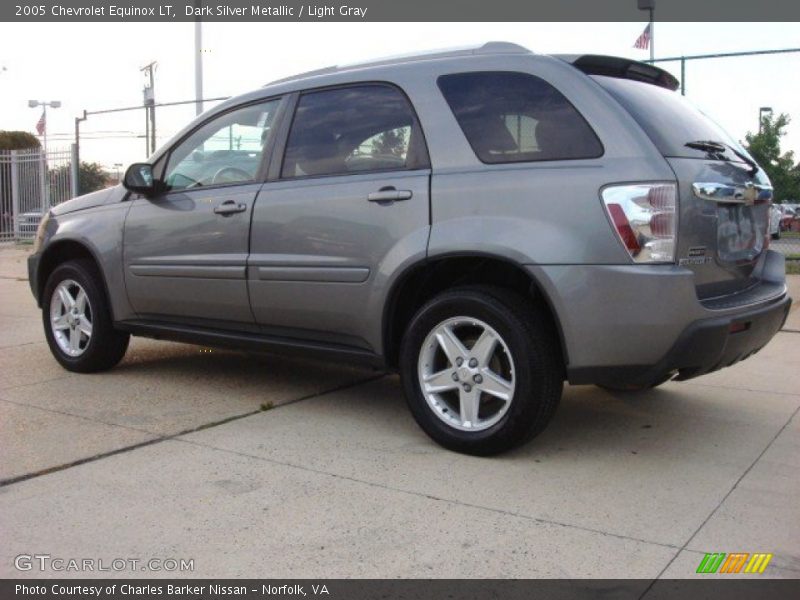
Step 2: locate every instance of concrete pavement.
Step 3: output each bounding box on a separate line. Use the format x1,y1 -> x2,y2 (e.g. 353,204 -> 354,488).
1,244 -> 798,580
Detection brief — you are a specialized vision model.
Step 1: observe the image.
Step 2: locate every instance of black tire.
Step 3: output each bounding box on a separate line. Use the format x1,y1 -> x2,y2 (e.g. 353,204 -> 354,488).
771,231 -> 780,240
399,286 -> 563,456
42,259 -> 129,373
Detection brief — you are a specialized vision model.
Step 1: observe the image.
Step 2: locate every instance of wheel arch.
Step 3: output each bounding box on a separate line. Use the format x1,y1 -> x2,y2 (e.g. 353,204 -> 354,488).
382,253 -> 569,370
36,239 -> 113,316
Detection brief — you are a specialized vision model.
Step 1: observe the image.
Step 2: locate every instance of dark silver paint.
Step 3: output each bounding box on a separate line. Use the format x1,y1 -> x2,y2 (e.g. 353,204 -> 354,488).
30,42 -> 789,378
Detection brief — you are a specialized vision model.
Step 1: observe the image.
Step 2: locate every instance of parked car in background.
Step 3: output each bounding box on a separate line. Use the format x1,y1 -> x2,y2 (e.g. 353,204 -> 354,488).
777,205 -> 797,231
769,205 -> 782,239
26,43 -> 792,455
17,211 -> 43,237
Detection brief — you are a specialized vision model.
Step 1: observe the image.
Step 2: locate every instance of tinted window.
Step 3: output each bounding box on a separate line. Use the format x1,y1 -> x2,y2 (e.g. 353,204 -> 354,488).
282,85 -> 424,178
164,99 -> 280,190
594,75 -> 747,160
438,71 -> 603,163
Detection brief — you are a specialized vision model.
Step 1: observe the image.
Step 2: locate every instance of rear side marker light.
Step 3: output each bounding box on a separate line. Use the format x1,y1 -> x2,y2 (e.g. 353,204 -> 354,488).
601,183 -> 678,263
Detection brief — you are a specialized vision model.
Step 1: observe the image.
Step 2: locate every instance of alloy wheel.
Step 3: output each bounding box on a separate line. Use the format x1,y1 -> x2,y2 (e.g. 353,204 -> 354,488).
50,279 -> 93,357
417,316 -> 516,432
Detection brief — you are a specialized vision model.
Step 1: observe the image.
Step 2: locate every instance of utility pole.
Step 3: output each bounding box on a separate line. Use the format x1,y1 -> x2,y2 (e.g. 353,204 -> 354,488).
194,12 -> 204,116
141,61 -> 157,156
759,107 -> 773,134
74,110 -> 87,196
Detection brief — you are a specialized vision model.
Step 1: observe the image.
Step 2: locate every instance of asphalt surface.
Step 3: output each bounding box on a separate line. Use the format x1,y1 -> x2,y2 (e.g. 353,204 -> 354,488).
1,243 -> 799,579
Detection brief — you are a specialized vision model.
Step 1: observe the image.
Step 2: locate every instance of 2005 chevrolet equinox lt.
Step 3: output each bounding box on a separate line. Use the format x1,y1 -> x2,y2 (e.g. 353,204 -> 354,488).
28,43 -> 792,455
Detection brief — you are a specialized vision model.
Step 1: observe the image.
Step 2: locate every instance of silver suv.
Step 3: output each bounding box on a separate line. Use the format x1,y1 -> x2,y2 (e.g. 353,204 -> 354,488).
28,43 -> 791,455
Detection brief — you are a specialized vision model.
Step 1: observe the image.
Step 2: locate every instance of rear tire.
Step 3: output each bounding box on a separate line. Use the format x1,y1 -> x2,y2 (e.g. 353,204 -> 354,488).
399,286 -> 563,456
42,259 -> 129,373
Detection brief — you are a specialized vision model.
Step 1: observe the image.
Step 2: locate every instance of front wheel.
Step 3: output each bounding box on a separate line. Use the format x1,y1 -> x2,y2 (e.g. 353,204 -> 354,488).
42,259 -> 130,373
399,286 -> 563,456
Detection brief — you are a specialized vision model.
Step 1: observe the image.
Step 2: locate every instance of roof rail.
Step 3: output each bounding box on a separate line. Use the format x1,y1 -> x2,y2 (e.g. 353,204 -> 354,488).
266,42 -> 532,86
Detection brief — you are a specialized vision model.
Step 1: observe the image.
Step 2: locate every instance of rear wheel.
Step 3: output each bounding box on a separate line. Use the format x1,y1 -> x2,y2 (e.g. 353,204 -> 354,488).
399,286 -> 563,455
42,259 -> 129,373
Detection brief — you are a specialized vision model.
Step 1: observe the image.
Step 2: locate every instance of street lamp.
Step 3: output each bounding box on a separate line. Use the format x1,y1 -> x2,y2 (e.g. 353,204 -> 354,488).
759,107 -> 773,134
28,99 -> 61,154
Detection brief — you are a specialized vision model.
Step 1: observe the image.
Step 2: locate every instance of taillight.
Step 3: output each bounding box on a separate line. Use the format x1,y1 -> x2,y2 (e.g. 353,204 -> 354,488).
601,183 -> 677,263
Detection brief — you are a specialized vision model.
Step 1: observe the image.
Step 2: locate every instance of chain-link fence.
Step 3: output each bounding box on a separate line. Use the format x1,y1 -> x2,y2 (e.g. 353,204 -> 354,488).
772,212 -> 800,260
0,146 -> 75,241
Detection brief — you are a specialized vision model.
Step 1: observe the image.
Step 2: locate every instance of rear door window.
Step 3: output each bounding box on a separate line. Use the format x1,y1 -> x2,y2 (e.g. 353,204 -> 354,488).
437,71 -> 603,164
281,84 -> 427,179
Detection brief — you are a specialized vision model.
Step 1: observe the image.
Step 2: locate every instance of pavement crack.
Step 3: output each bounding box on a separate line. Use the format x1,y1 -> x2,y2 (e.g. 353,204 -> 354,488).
0,373 -> 385,489
0,396 -> 156,436
681,380 -> 800,397
0,373 -> 78,391
174,434 -> 682,552
638,403 -> 800,598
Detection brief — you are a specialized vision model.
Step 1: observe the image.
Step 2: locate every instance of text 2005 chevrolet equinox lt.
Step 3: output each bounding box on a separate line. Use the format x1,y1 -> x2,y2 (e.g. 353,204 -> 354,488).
28,43 -> 792,454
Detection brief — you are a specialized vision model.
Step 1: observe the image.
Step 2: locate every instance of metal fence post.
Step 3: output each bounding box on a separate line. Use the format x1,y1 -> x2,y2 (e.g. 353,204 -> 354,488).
10,150 -> 20,240
70,143 -> 79,198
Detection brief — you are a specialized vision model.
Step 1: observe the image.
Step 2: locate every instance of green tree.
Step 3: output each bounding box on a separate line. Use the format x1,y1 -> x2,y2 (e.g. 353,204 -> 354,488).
77,162 -> 109,194
50,161 -> 109,196
0,130 -> 41,151
744,112 -> 800,203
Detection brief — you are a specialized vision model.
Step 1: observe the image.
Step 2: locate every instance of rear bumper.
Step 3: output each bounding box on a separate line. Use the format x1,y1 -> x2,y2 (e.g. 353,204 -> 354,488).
526,250 -> 791,387
568,293 -> 791,387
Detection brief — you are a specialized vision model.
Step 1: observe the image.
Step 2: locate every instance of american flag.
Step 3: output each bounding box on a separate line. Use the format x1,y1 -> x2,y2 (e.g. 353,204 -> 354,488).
634,23 -> 651,50
35,110 -> 46,136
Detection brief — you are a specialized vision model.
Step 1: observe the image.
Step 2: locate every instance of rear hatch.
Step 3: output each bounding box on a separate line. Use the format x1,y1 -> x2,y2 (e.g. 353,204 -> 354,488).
571,58 -> 771,300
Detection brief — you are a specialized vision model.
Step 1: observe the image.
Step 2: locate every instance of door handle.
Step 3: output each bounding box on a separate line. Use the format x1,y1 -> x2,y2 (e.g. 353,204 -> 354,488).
367,187 -> 413,203
213,200 -> 248,215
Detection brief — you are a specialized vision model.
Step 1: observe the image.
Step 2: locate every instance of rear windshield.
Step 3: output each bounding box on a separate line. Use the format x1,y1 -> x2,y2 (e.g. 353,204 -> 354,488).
593,75 -> 746,160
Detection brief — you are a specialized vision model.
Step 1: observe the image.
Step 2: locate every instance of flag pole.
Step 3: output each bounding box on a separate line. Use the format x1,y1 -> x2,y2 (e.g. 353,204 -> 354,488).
649,7 -> 655,61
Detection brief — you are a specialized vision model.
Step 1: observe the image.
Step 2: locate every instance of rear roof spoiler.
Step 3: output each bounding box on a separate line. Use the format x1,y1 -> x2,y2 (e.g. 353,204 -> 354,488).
555,54 -> 679,91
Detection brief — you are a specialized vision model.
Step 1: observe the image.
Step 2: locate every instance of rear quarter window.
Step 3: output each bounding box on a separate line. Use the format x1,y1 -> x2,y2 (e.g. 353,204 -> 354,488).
437,71 -> 603,164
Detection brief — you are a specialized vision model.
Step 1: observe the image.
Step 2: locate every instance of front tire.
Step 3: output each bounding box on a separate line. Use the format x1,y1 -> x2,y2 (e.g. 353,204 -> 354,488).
399,286 -> 563,456
42,259 -> 129,373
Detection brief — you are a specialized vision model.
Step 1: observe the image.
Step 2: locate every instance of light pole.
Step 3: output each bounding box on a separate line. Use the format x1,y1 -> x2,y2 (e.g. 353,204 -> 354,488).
759,107 -> 773,134
637,0 -> 655,62
141,61 -> 157,156
194,17 -> 204,116
28,99 -> 61,154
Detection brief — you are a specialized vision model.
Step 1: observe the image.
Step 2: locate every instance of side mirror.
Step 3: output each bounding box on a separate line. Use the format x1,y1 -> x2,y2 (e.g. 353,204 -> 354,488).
123,163 -> 156,196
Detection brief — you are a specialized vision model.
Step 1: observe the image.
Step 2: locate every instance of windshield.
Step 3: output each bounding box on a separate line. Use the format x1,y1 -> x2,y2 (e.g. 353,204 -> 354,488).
593,75 -> 752,161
